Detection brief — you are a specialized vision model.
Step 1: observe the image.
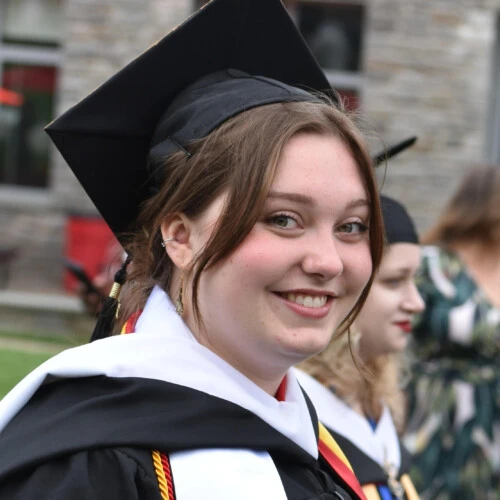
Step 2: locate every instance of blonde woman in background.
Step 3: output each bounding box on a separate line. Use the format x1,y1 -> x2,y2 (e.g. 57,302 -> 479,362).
405,166 -> 500,500
298,195 -> 424,500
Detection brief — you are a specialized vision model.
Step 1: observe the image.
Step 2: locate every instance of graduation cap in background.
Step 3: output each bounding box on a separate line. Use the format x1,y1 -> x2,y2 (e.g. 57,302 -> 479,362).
372,136 -> 417,167
374,136 -> 419,245
46,0 -> 332,240
380,195 -> 419,245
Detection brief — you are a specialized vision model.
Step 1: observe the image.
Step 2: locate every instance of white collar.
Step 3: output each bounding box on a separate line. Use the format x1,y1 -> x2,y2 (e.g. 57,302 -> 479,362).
295,369 -> 401,469
0,287 -> 318,459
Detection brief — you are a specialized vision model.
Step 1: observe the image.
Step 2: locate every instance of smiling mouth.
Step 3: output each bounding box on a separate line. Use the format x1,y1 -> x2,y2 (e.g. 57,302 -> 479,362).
272,291 -> 335,319
283,293 -> 328,308
274,291 -> 334,309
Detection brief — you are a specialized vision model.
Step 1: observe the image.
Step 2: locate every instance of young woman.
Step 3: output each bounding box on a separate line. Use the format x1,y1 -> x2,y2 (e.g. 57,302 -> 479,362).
0,0 -> 386,499
298,195 -> 424,500
405,166 -> 500,499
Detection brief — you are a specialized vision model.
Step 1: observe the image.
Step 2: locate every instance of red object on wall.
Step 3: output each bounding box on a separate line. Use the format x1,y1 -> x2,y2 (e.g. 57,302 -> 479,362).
64,216 -> 117,293
0,87 -> 24,106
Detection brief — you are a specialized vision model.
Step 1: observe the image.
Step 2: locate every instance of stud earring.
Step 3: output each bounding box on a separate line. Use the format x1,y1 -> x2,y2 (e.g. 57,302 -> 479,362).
161,237 -> 175,248
176,275 -> 184,316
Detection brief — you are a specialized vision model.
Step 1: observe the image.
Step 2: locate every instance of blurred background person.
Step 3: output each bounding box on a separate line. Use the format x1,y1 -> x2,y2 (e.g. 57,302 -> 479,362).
405,166 -> 500,499
75,237 -> 123,317
298,194 -> 424,499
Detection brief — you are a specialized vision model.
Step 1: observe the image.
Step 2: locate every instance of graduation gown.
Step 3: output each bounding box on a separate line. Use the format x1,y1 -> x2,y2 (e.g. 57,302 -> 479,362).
296,371 -> 419,500
0,287 -> 365,500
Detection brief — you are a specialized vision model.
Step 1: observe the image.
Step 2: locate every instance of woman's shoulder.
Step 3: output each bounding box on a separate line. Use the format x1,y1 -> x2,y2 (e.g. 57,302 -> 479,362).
0,447 -> 161,500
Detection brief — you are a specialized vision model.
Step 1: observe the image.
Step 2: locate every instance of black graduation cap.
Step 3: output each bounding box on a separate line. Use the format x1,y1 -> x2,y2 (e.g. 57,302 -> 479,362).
380,195 -> 419,244
373,137 -> 419,243
45,0 -> 332,239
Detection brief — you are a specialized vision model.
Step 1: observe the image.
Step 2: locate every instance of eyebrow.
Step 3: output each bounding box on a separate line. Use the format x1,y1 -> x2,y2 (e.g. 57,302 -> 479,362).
267,191 -> 314,205
345,198 -> 370,210
267,191 -> 370,210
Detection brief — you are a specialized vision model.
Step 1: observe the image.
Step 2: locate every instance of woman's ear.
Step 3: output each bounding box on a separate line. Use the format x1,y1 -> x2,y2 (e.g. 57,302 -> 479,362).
160,214 -> 194,269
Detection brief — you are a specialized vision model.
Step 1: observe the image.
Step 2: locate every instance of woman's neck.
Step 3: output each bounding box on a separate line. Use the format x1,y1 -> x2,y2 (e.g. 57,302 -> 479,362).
193,327 -> 288,396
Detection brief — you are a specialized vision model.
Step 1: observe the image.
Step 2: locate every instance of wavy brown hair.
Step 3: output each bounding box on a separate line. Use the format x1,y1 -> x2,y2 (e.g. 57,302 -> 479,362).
423,166 -> 500,247
117,99 -> 384,333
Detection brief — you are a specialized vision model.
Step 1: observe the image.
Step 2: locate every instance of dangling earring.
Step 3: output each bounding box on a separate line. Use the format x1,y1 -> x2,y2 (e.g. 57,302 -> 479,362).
176,275 -> 184,316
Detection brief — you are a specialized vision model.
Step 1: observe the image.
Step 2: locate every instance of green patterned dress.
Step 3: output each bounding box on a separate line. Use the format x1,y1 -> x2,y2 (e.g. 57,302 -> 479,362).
404,246 -> 500,500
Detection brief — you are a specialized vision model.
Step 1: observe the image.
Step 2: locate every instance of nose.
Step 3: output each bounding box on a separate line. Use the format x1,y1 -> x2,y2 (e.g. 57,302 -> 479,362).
301,233 -> 344,280
403,282 -> 425,313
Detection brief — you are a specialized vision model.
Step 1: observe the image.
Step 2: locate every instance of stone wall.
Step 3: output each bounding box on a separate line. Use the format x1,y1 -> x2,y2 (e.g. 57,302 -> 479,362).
364,0 -> 498,231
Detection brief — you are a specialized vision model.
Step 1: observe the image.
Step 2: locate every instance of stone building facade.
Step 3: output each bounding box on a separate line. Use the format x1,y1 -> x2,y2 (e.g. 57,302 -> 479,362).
0,0 -> 499,327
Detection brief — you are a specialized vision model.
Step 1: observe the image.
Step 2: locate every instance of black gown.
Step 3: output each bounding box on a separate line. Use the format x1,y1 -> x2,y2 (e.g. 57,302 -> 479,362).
0,376 -> 359,499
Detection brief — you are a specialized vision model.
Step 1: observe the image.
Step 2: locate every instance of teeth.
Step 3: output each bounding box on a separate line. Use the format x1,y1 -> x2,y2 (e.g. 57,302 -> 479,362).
285,293 -> 327,308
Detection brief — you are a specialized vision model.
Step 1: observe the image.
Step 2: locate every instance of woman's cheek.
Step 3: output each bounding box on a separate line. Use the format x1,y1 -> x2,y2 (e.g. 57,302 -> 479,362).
349,245 -> 373,287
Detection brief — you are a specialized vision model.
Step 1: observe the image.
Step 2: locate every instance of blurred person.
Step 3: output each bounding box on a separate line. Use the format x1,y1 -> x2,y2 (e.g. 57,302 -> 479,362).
404,166 -> 500,499
0,0 -> 387,498
298,195 -> 424,499
76,237 -> 124,316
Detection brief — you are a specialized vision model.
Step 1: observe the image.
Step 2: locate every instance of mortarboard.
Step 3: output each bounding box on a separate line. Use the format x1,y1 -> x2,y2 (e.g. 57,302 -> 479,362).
45,0 -> 332,240
372,136 -> 417,167
380,195 -> 419,244
374,137 -> 419,244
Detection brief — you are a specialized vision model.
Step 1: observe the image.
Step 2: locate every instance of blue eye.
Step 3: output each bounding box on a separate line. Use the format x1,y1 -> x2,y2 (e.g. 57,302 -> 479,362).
339,222 -> 368,234
268,214 -> 298,229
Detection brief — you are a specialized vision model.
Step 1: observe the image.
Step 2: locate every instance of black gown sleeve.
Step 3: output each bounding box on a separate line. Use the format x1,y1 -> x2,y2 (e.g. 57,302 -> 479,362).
0,448 -> 162,500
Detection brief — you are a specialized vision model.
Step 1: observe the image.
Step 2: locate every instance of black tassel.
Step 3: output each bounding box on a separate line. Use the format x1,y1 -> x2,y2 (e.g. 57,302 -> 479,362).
89,256 -> 131,343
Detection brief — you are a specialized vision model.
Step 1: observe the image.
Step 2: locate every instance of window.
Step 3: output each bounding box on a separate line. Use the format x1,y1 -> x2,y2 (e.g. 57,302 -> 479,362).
0,0 -> 63,188
285,1 -> 365,111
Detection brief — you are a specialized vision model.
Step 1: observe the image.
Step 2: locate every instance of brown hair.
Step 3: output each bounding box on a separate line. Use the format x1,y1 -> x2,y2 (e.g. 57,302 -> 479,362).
423,166 -> 500,247
117,99 -> 384,333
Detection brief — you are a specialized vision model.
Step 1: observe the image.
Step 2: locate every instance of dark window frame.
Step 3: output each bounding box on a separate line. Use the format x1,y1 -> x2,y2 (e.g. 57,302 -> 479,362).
0,0 -> 63,189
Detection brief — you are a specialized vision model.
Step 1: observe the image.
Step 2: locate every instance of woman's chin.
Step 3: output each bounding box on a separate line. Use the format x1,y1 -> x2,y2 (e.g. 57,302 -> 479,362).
277,331 -> 333,362
388,337 -> 409,355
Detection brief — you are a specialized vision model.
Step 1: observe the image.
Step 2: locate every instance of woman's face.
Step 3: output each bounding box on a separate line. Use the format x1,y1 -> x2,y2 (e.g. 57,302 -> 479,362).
184,132 -> 373,387
356,242 -> 425,359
